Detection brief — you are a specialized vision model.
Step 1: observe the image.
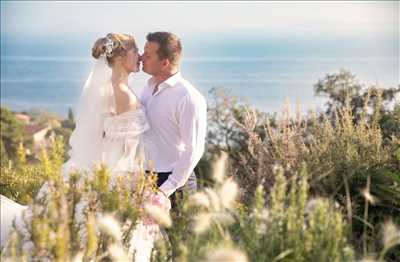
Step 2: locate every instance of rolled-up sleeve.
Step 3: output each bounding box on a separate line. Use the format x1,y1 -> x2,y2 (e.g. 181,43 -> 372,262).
159,94 -> 207,196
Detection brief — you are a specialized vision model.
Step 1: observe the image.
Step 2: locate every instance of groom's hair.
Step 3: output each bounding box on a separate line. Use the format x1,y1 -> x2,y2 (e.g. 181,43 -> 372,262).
146,32 -> 182,66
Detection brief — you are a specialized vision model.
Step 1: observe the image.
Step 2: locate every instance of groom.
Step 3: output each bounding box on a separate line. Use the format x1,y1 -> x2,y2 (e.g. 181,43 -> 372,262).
140,31 -> 207,208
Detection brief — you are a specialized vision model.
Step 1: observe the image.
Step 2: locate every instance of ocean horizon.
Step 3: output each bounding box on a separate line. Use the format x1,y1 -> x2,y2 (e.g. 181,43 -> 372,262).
1,53 -> 397,118
1,1 -> 398,117
1,31 -> 399,118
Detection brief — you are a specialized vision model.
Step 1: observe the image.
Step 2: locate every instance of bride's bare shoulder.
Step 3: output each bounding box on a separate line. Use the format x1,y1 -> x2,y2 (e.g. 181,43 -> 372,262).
113,84 -> 140,112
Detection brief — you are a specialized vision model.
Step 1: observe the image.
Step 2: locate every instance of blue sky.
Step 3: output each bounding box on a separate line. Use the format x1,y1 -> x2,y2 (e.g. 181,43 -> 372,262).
1,1 -> 398,58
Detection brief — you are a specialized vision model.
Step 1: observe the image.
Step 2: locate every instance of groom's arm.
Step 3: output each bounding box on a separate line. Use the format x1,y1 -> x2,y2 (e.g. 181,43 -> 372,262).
159,93 -> 207,197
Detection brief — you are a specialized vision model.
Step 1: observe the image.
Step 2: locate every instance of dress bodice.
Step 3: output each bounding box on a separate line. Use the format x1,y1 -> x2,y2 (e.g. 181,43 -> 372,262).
102,107 -> 150,140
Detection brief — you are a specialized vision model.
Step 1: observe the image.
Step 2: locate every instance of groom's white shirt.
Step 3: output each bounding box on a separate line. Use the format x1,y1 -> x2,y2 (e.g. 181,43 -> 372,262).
140,72 -> 207,197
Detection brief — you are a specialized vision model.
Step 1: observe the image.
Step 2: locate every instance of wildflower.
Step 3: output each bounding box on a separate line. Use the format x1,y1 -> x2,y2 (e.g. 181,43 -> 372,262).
193,213 -> 211,234
188,192 -> 210,208
144,204 -> 172,228
98,214 -> 122,242
74,200 -> 88,226
86,213 -> 98,258
358,258 -> 377,262
206,247 -> 248,262
194,212 -> 235,235
72,252 -> 84,262
219,178 -> 238,209
212,213 -> 235,226
204,188 -> 221,211
272,163 -> 283,174
213,152 -> 228,183
255,208 -> 270,221
383,220 -> 400,247
305,198 -> 321,215
361,188 -> 378,205
108,244 -> 130,261
256,222 -> 267,234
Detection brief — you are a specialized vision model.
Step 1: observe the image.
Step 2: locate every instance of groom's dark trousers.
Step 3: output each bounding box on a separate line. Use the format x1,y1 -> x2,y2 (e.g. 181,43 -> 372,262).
145,171 -> 197,210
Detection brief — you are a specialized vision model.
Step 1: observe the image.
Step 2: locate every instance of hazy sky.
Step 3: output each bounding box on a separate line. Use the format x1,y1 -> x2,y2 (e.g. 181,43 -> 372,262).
2,1 -> 398,36
1,1 -> 398,57
1,1 -> 398,114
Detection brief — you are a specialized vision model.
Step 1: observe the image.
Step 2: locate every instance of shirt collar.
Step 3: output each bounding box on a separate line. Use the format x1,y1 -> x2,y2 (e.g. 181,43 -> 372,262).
163,72 -> 182,87
147,72 -> 182,88
147,72 -> 182,96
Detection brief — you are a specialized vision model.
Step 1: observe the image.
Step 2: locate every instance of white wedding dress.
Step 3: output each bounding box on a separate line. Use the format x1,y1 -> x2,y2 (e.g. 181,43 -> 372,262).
0,57 -> 164,261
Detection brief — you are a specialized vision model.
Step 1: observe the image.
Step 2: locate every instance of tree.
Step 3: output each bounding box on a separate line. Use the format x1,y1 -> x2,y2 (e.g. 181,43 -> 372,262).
67,107 -> 74,123
314,69 -> 399,117
314,69 -> 400,139
0,107 -> 27,161
379,103 -> 400,141
0,138 -> 8,165
62,108 -> 76,130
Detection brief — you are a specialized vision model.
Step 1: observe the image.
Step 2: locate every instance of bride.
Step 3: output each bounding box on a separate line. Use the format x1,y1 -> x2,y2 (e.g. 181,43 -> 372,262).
64,33 -> 148,177
1,33 -> 170,261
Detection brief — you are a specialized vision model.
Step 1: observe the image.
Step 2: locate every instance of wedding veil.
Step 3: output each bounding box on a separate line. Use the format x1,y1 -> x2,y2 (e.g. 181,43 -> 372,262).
62,56 -> 112,175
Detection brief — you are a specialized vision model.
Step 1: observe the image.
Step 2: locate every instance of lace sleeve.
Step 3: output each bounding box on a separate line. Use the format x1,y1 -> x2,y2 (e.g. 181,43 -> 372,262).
103,108 -> 150,174
103,109 -> 150,140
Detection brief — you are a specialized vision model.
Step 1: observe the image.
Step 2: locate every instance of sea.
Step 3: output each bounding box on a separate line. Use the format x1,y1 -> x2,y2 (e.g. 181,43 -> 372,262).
1,37 -> 398,117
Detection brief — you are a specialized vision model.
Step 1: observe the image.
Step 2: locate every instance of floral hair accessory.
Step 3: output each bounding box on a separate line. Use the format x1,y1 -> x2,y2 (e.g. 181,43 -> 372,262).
104,36 -> 114,58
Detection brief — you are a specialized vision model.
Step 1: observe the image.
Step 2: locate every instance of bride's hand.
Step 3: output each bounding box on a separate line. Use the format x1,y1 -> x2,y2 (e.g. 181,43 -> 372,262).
141,190 -> 171,226
151,191 -> 171,212
142,190 -> 171,212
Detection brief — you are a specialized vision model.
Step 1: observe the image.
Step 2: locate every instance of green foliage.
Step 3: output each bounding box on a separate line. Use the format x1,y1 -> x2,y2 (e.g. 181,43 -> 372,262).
0,138 -> 8,165
27,108 -> 61,127
379,103 -> 400,141
1,71 -> 399,261
234,164 -> 354,262
2,145 -> 158,261
67,108 -> 74,124
0,142 -> 43,204
314,69 -> 399,119
0,107 -> 30,161
314,69 -> 400,140
308,85 -> 400,259
46,108 -> 75,156
2,144 -> 359,262
151,161 -> 354,262
202,73 -> 399,261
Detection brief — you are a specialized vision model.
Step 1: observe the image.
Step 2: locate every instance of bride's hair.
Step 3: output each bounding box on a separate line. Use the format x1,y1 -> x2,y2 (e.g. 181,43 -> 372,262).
92,33 -> 137,66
